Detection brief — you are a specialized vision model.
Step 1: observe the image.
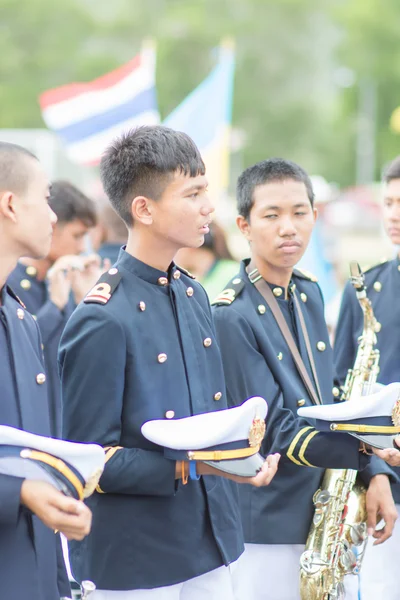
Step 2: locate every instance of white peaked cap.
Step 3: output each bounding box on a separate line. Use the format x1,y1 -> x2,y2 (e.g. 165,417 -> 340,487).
298,382 -> 400,421
142,396 -> 268,478
0,425 -> 105,498
142,396 -> 267,449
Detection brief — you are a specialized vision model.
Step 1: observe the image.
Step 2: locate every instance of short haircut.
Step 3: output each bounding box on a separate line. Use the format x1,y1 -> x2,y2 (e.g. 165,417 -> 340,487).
237,158 -> 314,220
0,142 -> 38,195
50,181 -> 97,227
100,125 -> 205,226
383,156 -> 400,183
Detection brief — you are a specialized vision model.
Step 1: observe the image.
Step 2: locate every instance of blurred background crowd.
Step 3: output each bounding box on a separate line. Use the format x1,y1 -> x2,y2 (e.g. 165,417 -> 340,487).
2,0 -> 400,332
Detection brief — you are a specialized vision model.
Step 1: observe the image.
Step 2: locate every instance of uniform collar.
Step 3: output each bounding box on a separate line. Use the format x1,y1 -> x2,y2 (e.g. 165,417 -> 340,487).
117,247 -> 179,286
241,258 -> 296,299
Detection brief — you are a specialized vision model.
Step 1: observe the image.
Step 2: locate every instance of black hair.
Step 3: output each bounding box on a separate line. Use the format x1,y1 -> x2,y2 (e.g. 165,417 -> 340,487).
0,142 -> 38,194
237,158 -> 314,220
383,156 -> 400,183
49,181 -> 97,227
100,125 -> 205,226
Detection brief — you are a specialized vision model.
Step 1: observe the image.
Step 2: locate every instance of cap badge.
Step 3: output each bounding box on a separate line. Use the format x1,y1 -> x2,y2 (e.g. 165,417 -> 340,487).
248,417 -> 266,448
391,397 -> 400,427
83,467 -> 104,499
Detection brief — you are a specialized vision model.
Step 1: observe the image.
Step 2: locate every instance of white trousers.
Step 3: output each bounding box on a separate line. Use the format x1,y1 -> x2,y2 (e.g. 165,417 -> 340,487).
232,543 -> 360,600
91,564 -> 236,600
359,503 -> 400,600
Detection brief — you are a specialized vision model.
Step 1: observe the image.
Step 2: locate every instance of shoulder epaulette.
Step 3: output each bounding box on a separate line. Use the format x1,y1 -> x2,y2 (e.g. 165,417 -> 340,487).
362,258 -> 389,274
84,269 -> 122,305
6,285 -> 26,308
211,275 -> 245,306
175,265 -> 196,279
293,268 -> 318,283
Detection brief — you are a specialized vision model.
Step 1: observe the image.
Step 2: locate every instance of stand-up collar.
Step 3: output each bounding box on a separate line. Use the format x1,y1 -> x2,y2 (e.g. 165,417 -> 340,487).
117,247 -> 179,286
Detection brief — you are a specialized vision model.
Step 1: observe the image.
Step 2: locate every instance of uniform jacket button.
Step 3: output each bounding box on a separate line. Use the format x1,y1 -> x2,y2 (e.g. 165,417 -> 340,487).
17,308 -> 25,320
20,279 -> 31,290
317,341 -> 326,352
203,337 -> 212,347
157,353 -> 167,363
165,410 -> 175,419
173,271 -> 181,280
258,304 -> 266,314
332,387 -> 340,398
36,373 -> 46,385
273,287 -> 283,297
186,287 -> 194,297
300,293 -> 307,303
138,301 -> 146,311
214,392 -> 222,401
158,277 -> 168,286
373,281 -> 382,292
297,399 -> 306,407
26,266 -> 37,277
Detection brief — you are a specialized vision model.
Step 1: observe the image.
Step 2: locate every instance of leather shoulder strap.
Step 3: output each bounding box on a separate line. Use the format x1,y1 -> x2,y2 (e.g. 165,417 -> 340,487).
247,263 -> 322,406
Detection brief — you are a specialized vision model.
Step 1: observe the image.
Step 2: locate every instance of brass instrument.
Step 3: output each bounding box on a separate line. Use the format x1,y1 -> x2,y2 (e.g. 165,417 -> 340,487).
299,262 -> 381,600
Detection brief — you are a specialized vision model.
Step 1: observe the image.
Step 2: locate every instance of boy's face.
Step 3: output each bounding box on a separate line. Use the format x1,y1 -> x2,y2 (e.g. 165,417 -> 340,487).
6,158 -> 57,259
237,179 -> 317,270
47,219 -> 91,263
147,171 -> 214,252
383,178 -> 400,246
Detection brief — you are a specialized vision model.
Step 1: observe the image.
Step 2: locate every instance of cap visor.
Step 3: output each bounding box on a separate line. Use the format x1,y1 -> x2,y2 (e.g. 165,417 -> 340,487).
204,452 -> 265,477
350,432 -> 398,450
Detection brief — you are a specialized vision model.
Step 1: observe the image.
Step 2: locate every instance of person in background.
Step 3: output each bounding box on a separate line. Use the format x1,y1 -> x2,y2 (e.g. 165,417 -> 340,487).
7,180 -> 100,437
94,203 -> 128,266
334,155 -> 400,600
175,221 -> 239,300
0,141 -> 92,600
212,158 -> 397,600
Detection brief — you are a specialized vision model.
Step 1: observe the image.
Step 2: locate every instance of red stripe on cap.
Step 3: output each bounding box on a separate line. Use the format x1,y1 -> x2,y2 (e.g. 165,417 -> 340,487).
39,54 -> 142,109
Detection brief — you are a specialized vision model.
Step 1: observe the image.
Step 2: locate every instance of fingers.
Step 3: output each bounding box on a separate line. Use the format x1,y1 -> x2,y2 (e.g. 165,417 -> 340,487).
251,453 -> 280,487
366,501 -> 378,537
49,492 -> 85,515
47,501 -> 92,540
373,508 -> 397,545
372,448 -> 400,466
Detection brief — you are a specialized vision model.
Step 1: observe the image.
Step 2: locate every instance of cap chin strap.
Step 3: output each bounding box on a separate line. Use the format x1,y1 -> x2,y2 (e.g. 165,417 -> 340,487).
330,423 -> 400,434
20,449 -> 84,500
186,444 -> 260,461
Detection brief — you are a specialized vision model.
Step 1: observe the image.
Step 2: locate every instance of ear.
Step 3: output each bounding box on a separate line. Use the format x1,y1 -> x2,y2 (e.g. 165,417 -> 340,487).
236,214 -> 252,241
0,191 -> 18,223
131,195 -> 153,225
313,206 -> 318,223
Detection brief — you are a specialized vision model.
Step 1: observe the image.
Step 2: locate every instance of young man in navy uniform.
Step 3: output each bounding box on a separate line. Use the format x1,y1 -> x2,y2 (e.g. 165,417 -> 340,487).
0,142 -> 92,600
7,180 -> 99,437
212,158 -> 397,600
334,155 -> 400,600
59,126 -> 280,600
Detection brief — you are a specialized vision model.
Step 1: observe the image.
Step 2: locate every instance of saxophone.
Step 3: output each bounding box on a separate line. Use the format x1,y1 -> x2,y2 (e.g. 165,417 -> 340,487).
299,262 -> 381,600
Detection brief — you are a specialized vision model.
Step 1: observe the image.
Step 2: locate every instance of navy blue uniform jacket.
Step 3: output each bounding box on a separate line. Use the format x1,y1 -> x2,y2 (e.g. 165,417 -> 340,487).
212,260 -> 390,545
7,262 -> 75,437
334,257 -> 400,502
0,285 -> 70,600
59,249 -> 243,591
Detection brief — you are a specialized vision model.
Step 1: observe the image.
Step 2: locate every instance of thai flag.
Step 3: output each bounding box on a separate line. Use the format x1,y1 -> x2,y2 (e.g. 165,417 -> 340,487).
39,46 -> 159,166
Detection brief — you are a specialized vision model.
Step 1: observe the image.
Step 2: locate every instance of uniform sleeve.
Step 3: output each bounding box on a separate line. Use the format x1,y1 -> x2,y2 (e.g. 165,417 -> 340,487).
59,308 -> 176,497
333,283 -> 358,387
0,475 -> 24,527
35,300 -> 72,345
213,307 -> 370,471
